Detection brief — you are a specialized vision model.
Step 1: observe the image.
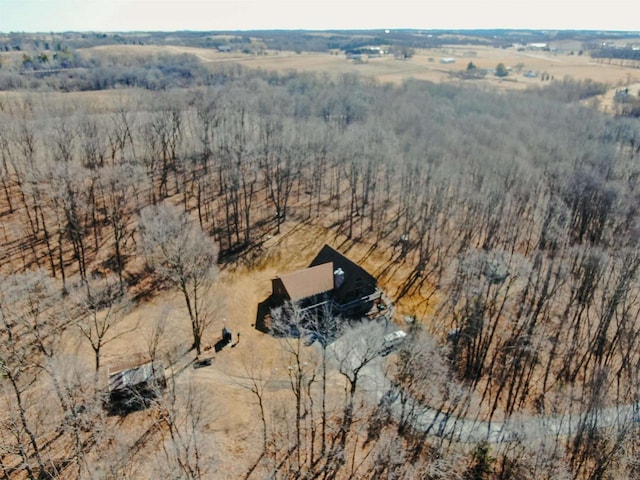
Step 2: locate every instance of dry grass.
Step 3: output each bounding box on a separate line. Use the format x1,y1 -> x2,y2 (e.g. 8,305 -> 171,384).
0,88 -> 146,115
3,41 -> 638,117
82,43 -> 640,93
77,219 -> 429,478
68,42 -> 640,118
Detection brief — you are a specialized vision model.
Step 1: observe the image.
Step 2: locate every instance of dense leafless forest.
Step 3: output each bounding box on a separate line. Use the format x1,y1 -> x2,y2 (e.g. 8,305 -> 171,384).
2,37 -> 640,478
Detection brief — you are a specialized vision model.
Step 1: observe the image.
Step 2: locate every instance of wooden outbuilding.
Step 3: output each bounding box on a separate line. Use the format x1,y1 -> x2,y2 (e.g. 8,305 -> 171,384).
107,361 -> 166,413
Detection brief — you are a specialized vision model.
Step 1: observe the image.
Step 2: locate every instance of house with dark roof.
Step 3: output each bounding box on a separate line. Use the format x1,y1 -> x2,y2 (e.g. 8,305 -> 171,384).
271,262 -> 335,303
261,245 -> 381,332
308,245 -> 378,313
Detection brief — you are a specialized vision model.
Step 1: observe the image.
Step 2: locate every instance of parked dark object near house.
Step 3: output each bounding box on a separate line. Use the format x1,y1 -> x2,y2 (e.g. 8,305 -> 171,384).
215,327 -> 233,352
193,358 -> 213,369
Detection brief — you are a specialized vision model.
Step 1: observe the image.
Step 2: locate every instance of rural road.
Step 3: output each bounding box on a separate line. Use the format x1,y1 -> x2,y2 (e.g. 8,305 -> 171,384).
327,333 -> 640,445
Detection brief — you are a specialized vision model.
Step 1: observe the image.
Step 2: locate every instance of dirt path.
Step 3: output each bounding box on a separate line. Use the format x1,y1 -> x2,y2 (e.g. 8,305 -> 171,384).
595,81 -> 640,113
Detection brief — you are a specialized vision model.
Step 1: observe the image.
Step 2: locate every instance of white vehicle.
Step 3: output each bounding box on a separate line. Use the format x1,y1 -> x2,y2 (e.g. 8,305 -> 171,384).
381,330 -> 407,356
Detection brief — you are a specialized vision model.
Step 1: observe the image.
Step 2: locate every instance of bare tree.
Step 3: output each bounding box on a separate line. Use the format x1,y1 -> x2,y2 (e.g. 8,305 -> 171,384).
140,98 -> 184,203
218,99 -> 258,247
388,327 -> 462,450
145,304 -> 171,365
106,102 -> 138,167
0,270 -> 65,479
258,116 -> 299,234
153,380 -> 215,480
269,302 -> 320,474
0,126 -> 15,215
45,354 -> 105,480
328,321 -> 387,476
138,203 -> 219,355
237,350 -> 274,468
98,162 -> 147,290
73,274 -> 133,374
265,301 -> 347,477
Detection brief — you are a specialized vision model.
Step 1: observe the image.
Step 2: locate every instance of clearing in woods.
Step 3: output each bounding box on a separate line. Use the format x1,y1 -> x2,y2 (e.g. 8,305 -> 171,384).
74,221 -> 431,477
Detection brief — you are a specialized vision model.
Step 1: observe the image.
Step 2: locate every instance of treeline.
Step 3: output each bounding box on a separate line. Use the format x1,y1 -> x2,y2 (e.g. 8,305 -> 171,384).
2,66 -> 640,477
3,29 -> 635,58
591,47 -> 640,69
0,32 -> 143,52
526,77 -> 608,102
0,29 -> 494,54
591,46 -> 640,61
0,50 -> 213,91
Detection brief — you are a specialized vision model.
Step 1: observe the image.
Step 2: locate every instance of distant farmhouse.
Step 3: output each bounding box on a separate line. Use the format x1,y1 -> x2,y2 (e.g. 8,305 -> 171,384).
258,245 -> 387,332
345,46 -> 384,62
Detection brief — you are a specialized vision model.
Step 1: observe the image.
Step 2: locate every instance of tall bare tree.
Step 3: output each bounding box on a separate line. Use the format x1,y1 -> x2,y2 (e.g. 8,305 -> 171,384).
73,274 -> 133,374
153,380 -> 215,480
98,162 -> 146,290
0,270 -> 65,479
138,203 -> 219,355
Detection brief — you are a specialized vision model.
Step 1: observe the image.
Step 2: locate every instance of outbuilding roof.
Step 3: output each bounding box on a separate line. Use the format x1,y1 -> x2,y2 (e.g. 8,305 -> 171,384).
108,361 -> 165,393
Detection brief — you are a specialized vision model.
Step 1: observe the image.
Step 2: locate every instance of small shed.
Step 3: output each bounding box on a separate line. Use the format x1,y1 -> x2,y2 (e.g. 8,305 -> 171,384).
107,361 -> 166,412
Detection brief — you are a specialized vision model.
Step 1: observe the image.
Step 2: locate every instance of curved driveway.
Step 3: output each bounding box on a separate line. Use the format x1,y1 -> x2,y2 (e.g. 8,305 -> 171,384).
327,336 -> 639,444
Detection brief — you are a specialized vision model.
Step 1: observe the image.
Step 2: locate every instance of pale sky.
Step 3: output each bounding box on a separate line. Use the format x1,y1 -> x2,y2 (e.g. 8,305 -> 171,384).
0,0 -> 639,32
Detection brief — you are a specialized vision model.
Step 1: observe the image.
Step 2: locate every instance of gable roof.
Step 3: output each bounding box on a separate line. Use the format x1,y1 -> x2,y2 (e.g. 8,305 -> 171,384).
277,262 -> 335,301
309,245 -> 377,301
309,245 -> 376,284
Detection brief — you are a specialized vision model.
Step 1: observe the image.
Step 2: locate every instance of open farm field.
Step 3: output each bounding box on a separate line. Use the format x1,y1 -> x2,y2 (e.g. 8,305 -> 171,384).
83,41 -> 640,92
0,88 -> 145,114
